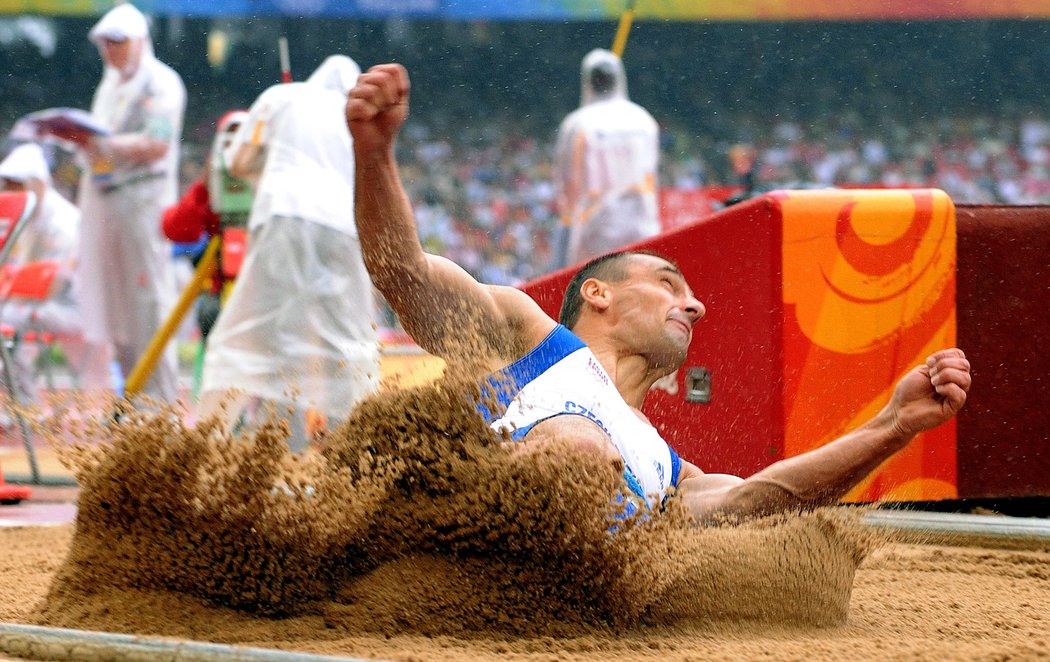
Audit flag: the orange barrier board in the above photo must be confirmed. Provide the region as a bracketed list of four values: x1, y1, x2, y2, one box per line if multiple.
[779, 189, 957, 501]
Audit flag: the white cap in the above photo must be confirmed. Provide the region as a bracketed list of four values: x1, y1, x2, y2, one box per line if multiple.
[89, 4, 150, 44]
[0, 143, 52, 186]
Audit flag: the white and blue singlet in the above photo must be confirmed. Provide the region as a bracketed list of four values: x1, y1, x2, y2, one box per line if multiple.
[478, 324, 681, 510]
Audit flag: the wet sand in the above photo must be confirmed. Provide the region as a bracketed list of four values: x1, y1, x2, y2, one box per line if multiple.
[0, 377, 1047, 660]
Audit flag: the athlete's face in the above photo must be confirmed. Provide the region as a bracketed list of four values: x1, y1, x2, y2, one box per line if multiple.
[609, 254, 705, 370]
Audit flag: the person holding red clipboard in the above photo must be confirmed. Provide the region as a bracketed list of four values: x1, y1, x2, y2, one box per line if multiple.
[38, 4, 186, 403]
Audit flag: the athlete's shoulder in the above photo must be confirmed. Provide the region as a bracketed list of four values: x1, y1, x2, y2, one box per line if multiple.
[490, 285, 558, 348]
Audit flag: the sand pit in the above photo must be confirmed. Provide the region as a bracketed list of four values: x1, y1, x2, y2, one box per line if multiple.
[2, 525, 1048, 660]
[0, 377, 1047, 660]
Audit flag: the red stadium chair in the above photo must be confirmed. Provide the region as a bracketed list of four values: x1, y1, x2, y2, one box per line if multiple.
[0, 260, 65, 392]
[0, 260, 60, 301]
[0, 191, 38, 502]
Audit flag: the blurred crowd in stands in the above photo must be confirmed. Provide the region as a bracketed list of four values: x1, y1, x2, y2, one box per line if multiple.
[366, 106, 1050, 288]
[5, 16, 1050, 290]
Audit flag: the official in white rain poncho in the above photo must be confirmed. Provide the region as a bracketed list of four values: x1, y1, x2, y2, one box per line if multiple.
[553, 48, 660, 269]
[199, 55, 380, 452]
[73, 4, 185, 401]
[0, 143, 112, 397]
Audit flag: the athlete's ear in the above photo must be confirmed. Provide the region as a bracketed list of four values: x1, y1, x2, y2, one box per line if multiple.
[581, 277, 611, 312]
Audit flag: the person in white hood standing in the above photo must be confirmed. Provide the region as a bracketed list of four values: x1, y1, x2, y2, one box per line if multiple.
[199, 55, 380, 452]
[0, 143, 112, 398]
[553, 48, 660, 269]
[52, 4, 185, 402]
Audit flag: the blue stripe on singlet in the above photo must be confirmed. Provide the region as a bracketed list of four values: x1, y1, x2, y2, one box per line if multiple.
[668, 446, 682, 487]
[613, 449, 679, 525]
[623, 467, 646, 500]
[612, 472, 647, 529]
[476, 324, 586, 423]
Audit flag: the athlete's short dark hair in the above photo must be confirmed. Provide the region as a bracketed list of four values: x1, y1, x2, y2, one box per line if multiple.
[558, 250, 678, 329]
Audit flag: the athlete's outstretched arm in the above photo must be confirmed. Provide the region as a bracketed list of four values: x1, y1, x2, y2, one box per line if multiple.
[677, 349, 971, 524]
[346, 64, 551, 360]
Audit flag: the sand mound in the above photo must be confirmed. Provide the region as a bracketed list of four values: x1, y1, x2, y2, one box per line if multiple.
[34, 374, 879, 637]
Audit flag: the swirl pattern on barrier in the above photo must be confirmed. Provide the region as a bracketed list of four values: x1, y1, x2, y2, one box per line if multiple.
[782, 189, 955, 354]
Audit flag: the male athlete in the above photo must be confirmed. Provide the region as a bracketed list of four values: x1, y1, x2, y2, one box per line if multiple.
[345, 64, 971, 523]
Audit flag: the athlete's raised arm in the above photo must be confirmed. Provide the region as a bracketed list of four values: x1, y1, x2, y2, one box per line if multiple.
[346, 63, 553, 362]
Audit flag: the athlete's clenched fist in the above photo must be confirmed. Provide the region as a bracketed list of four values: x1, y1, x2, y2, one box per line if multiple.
[346, 63, 411, 155]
